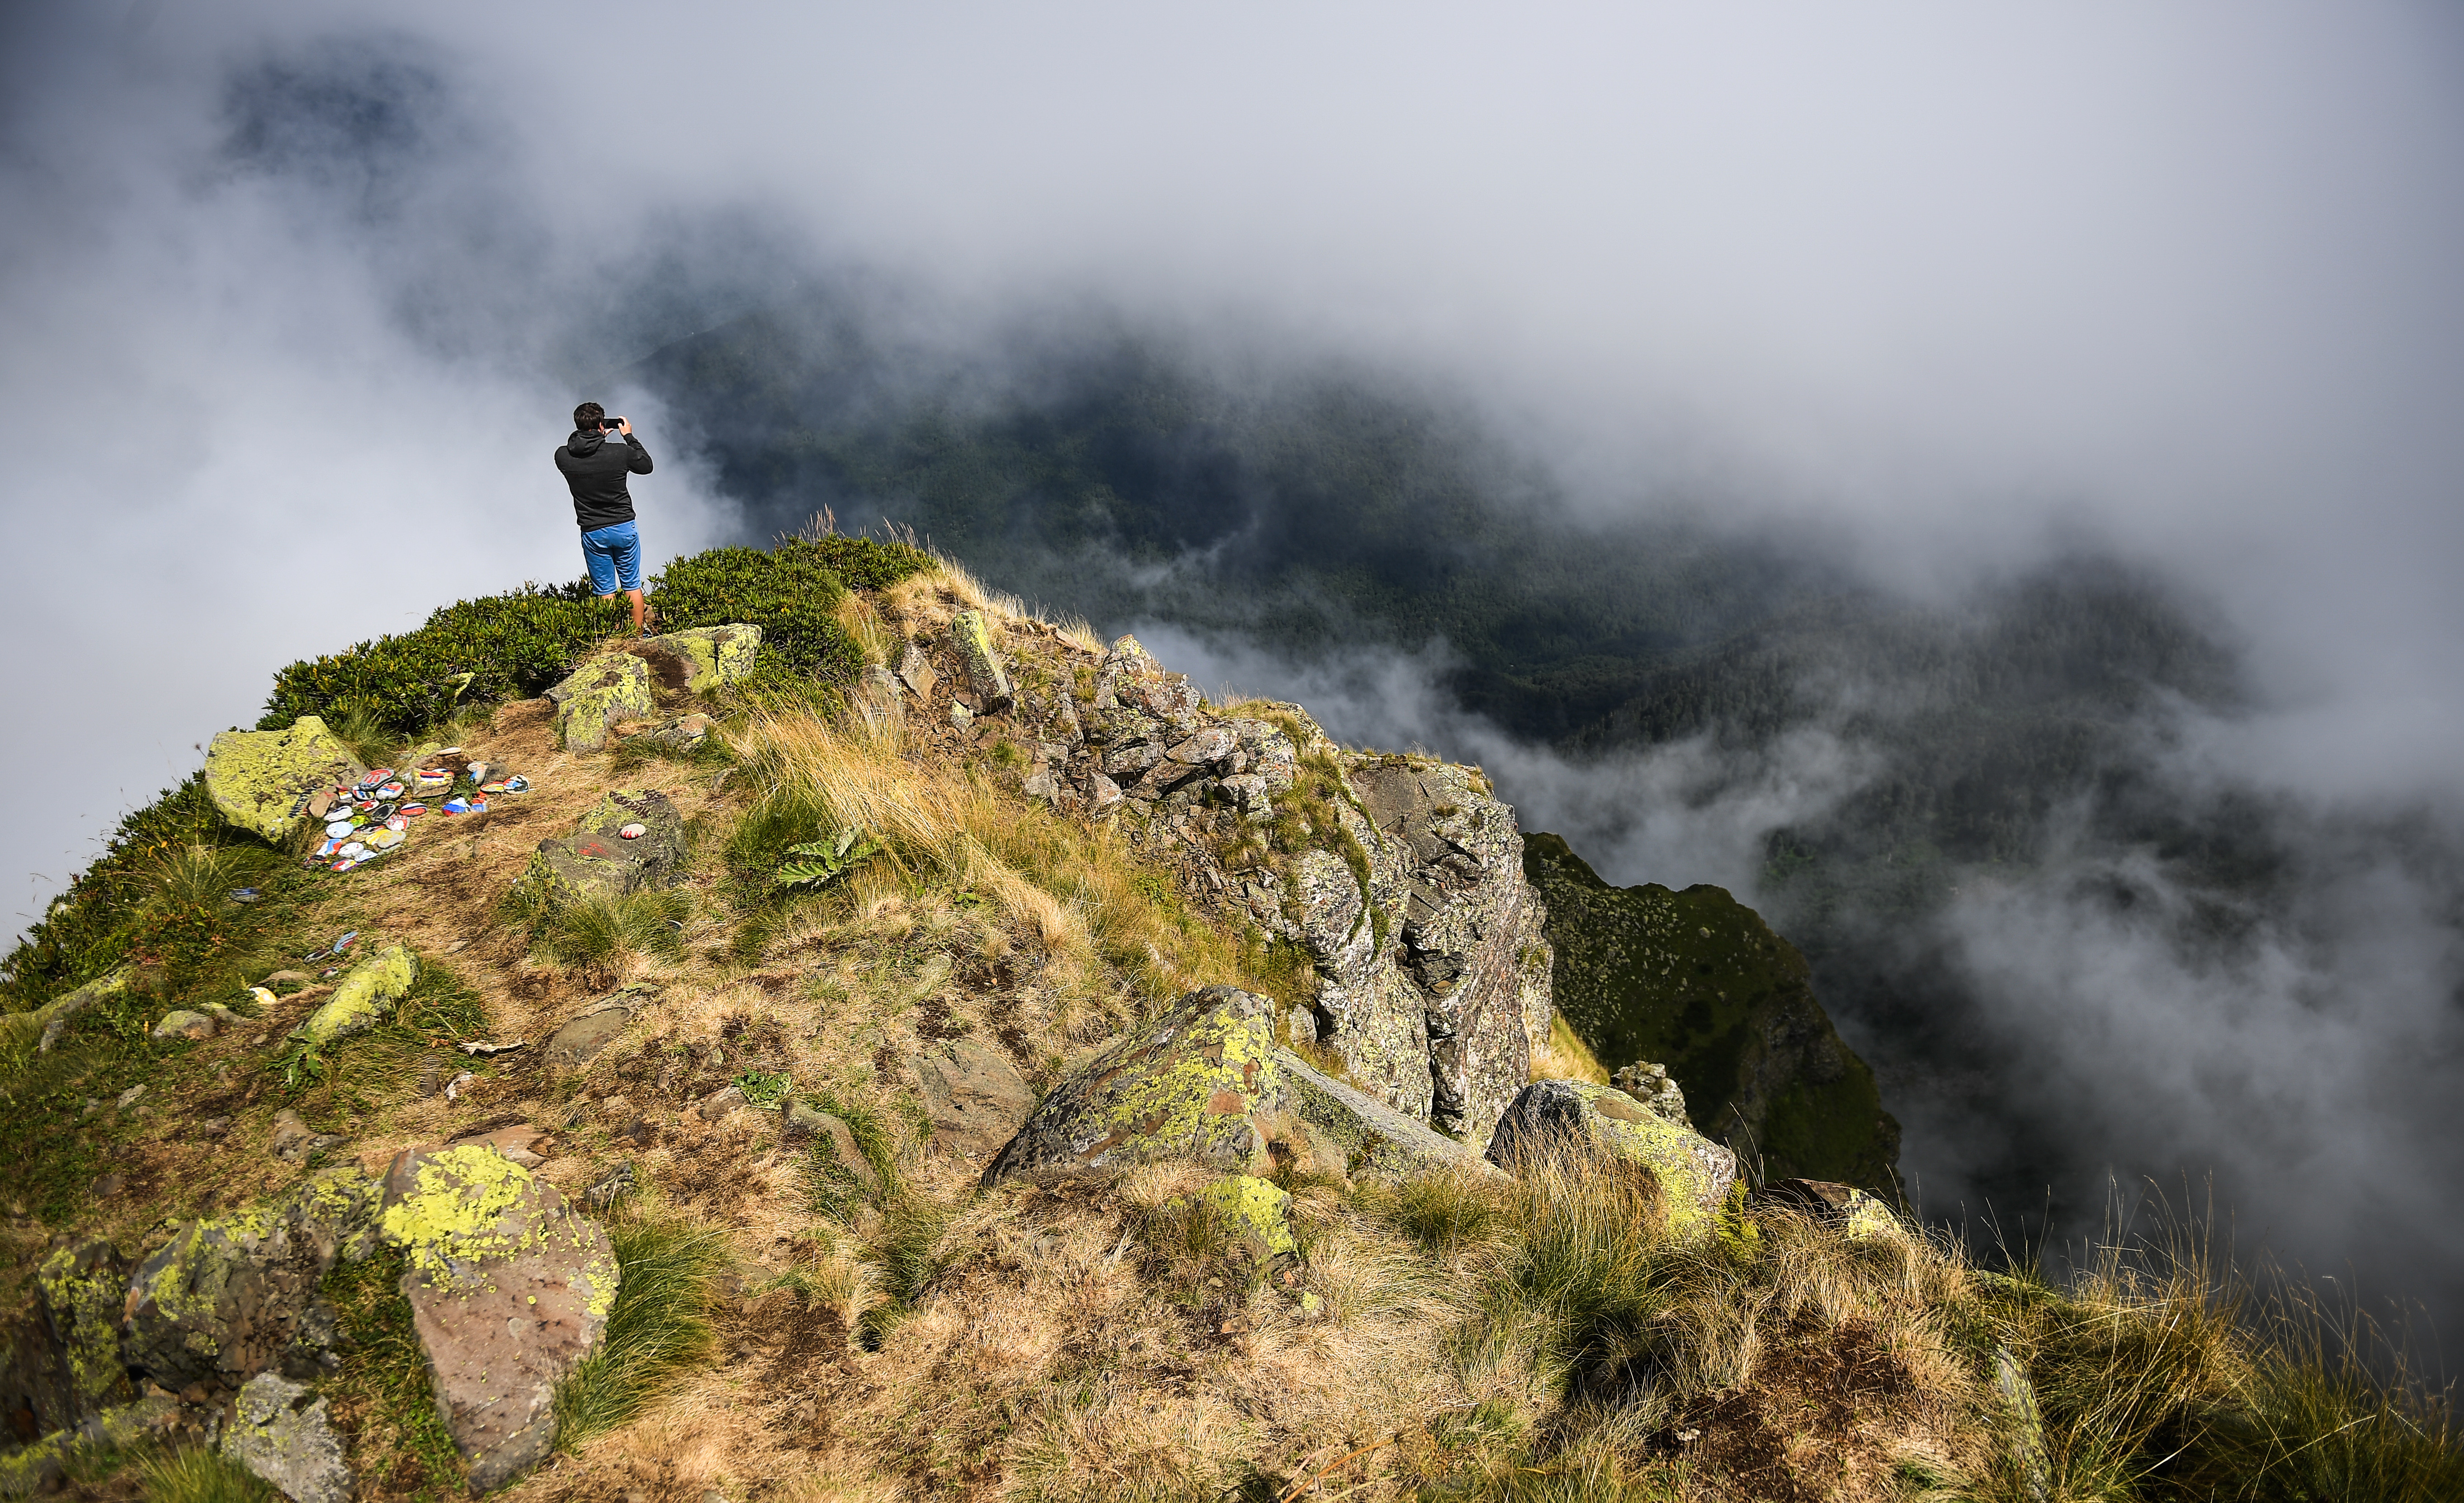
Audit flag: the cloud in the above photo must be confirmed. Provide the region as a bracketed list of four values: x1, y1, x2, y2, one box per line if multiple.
[5, 0, 2464, 1329]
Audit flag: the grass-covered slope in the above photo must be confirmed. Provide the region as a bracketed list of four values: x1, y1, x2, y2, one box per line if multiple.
[1523, 831, 1900, 1193]
[0, 540, 2453, 1503]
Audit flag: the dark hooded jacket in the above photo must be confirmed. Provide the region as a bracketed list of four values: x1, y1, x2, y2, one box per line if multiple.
[554, 428, 653, 531]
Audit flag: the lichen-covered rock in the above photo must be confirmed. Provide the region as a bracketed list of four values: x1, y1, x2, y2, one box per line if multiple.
[29, 968, 129, 1054]
[222, 1371, 353, 1503]
[577, 790, 685, 885]
[1192, 1176, 1298, 1262]
[949, 610, 1012, 708]
[120, 1170, 383, 1388]
[913, 1039, 1034, 1161]
[1260, 1048, 1500, 1182]
[984, 986, 1279, 1183]
[1485, 1079, 1739, 1239]
[640, 623, 762, 693]
[0, 1395, 176, 1496]
[0, 1240, 136, 1445]
[292, 944, 415, 1049]
[1751, 1178, 1899, 1239]
[378, 1145, 618, 1491]
[1610, 1061, 1689, 1126]
[152, 1009, 216, 1042]
[204, 716, 367, 842]
[545, 654, 653, 753]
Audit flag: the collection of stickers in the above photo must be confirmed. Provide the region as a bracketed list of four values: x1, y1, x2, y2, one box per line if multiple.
[299, 747, 531, 872]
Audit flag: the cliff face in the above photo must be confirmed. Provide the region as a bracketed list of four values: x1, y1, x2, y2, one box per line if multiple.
[1521, 832, 1900, 1192]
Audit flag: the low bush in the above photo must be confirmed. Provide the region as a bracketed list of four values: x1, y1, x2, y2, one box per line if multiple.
[258, 581, 609, 739]
[650, 535, 928, 680]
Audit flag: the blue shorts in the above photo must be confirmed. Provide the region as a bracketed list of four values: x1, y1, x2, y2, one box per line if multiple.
[581, 520, 643, 594]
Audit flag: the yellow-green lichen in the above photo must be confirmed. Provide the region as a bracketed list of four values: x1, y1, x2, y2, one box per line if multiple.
[644, 624, 762, 693]
[548, 655, 654, 753]
[294, 943, 416, 1047]
[1194, 1175, 1298, 1261]
[379, 1146, 539, 1286]
[203, 716, 367, 841]
[35, 1245, 133, 1415]
[1090, 996, 1277, 1161]
[1507, 1080, 1738, 1241]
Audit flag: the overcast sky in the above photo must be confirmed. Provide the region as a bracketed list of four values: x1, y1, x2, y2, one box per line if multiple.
[5, 1, 2463, 1310]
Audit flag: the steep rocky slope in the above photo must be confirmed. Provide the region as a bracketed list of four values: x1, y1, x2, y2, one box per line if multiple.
[1522, 833, 1900, 1193]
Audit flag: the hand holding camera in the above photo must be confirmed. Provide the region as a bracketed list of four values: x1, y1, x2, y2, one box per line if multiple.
[600, 415, 630, 434]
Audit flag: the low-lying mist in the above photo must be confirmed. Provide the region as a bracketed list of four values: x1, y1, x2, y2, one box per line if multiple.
[6, 0, 2463, 1344]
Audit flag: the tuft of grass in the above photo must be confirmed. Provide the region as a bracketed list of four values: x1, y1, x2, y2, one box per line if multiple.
[136, 1447, 275, 1503]
[555, 1214, 727, 1447]
[523, 890, 693, 971]
[321, 1248, 467, 1497]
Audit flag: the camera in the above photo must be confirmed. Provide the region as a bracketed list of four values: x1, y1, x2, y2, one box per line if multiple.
[600, 416, 627, 429]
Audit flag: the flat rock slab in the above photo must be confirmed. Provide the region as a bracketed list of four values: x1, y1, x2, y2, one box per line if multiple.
[984, 986, 1276, 1183]
[913, 1039, 1034, 1161]
[379, 1145, 618, 1492]
[543, 989, 653, 1069]
[204, 716, 367, 842]
[1262, 1048, 1500, 1182]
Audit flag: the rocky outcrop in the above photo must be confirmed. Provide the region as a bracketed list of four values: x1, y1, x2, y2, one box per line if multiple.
[121, 1170, 382, 1389]
[1486, 1079, 1740, 1239]
[1522, 833, 1900, 1193]
[546, 655, 654, 754]
[938, 626, 1552, 1148]
[27, 968, 130, 1054]
[222, 1372, 353, 1503]
[985, 986, 1278, 1183]
[204, 716, 367, 842]
[0, 1242, 132, 1447]
[378, 1145, 618, 1491]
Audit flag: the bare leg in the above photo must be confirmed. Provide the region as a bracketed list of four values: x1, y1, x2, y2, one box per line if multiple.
[595, 591, 648, 633]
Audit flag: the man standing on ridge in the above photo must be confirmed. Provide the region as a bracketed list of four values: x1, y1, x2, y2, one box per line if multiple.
[556, 401, 655, 633]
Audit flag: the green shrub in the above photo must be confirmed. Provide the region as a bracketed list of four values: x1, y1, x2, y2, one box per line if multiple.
[258, 581, 609, 738]
[648, 535, 926, 679]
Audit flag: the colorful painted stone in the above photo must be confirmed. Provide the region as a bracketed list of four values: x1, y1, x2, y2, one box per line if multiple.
[618, 822, 647, 839]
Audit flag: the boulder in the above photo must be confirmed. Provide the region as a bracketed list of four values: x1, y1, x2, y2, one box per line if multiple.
[984, 986, 1279, 1183]
[1485, 1079, 1739, 1239]
[0, 1395, 176, 1496]
[291, 944, 416, 1049]
[639, 624, 762, 693]
[546, 655, 654, 754]
[152, 1010, 215, 1042]
[121, 1170, 382, 1389]
[0, 1241, 136, 1441]
[1260, 1047, 1499, 1182]
[378, 1145, 619, 1492]
[578, 791, 686, 884]
[204, 717, 367, 842]
[912, 1040, 1034, 1161]
[948, 610, 1012, 709]
[222, 1372, 353, 1503]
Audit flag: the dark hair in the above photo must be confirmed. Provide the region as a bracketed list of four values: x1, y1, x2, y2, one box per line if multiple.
[573, 401, 605, 430]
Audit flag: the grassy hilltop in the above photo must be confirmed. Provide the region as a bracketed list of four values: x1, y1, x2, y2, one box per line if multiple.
[0, 537, 2454, 1502]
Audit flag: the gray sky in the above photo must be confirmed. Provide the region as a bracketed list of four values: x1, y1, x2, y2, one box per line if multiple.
[5, 1, 2463, 1310]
